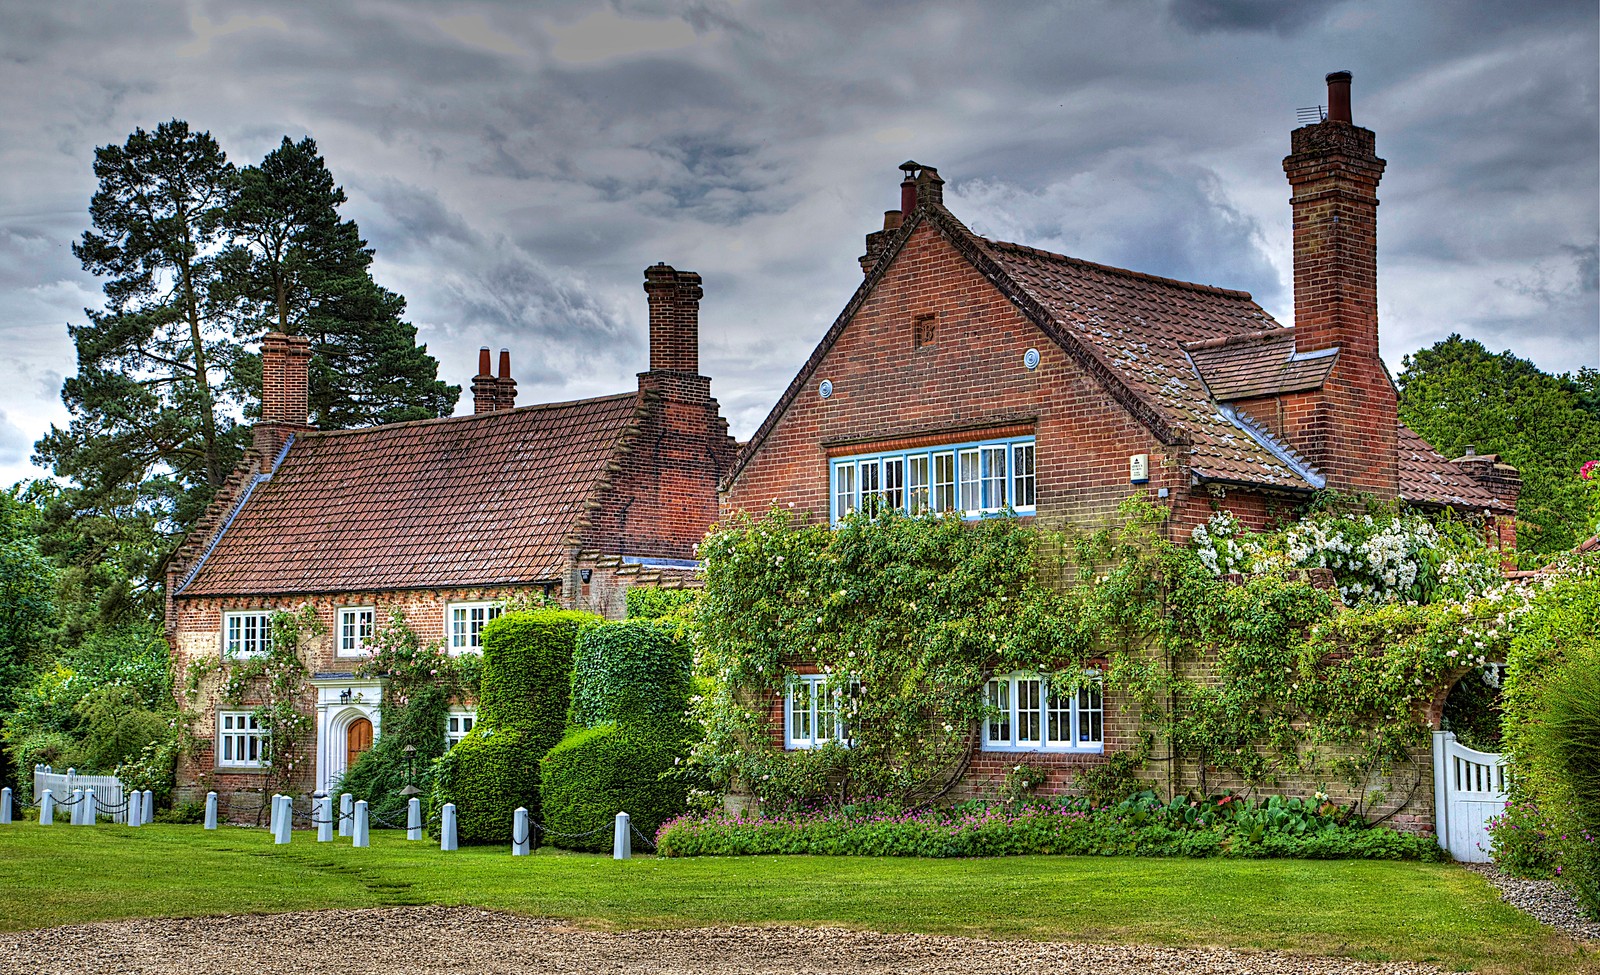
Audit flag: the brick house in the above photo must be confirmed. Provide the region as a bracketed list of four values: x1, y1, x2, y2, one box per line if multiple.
[718, 73, 1520, 823]
[166, 265, 736, 813]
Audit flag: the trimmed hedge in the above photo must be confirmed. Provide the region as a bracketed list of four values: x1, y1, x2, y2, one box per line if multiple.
[625, 586, 697, 621]
[429, 724, 538, 844]
[539, 723, 691, 852]
[477, 610, 599, 735]
[569, 620, 692, 729]
[431, 609, 600, 842]
[655, 801, 1450, 860]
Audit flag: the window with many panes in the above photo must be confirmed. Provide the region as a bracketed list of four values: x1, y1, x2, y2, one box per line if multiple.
[785, 674, 860, 749]
[446, 710, 476, 747]
[217, 711, 268, 768]
[223, 612, 274, 659]
[336, 607, 375, 657]
[983, 672, 1102, 752]
[829, 435, 1036, 523]
[447, 602, 503, 654]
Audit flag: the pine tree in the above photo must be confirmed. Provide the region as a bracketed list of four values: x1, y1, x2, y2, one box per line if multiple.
[221, 136, 458, 427]
[34, 120, 246, 592]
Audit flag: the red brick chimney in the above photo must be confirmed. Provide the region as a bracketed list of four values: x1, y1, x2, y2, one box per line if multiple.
[643, 264, 702, 375]
[496, 348, 517, 410]
[1280, 71, 1398, 496]
[254, 332, 313, 470]
[472, 346, 496, 414]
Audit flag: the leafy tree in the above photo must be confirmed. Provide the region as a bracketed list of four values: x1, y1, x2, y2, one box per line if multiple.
[0, 491, 56, 787]
[1398, 335, 1600, 556]
[220, 136, 458, 427]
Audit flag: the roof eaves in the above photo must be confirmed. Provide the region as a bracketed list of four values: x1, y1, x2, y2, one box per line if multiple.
[174, 434, 298, 596]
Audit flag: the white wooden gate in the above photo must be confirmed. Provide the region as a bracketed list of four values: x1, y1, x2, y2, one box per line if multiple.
[1432, 731, 1507, 862]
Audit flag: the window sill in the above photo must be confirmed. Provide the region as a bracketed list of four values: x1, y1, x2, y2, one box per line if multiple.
[980, 744, 1104, 754]
[211, 766, 270, 774]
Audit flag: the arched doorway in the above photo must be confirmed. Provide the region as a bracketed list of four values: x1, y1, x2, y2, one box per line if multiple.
[346, 718, 373, 769]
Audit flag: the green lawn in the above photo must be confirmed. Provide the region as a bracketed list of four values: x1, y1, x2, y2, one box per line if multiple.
[0, 822, 1590, 973]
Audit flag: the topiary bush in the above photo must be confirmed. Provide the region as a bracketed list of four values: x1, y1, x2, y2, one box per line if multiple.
[429, 608, 599, 843]
[539, 722, 691, 852]
[569, 620, 692, 729]
[429, 723, 538, 844]
[477, 609, 598, 738]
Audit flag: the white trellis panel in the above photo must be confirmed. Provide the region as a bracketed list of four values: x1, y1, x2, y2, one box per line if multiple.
[1432, 731, 1507, 862]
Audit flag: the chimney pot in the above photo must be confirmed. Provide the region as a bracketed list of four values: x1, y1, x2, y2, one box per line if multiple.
[883, 210, 903, 231]
[472, 345, 498, 414]
[1326, 70, 1353, 124]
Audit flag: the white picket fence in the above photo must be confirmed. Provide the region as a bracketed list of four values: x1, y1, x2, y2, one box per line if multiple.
[32, 765, 132, 824]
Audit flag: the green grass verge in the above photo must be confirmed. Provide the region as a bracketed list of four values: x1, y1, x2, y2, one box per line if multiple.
[0, 823, 1589, 974]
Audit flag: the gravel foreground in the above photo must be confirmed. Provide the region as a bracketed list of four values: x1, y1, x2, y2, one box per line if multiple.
[0, 906, 1447, 975]
[1465, 862, 1600, 943]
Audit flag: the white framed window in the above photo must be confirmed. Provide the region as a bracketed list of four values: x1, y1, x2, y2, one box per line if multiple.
[829, 436, 1035, 524]
[447, 601, 503, 653]
[983, 672, 1103, 752]
[446, 710, 476, 748]
[223, 611, 274, 659]
[785, 674, 859, 749]
[336, 607, 376, 657]
[217, 711, 268, 768]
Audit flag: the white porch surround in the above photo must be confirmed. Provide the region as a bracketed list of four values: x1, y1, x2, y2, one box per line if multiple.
[311, 674, 385, 796]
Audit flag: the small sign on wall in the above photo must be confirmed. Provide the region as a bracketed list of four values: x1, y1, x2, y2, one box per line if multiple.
[1129, 453, 1149, 484]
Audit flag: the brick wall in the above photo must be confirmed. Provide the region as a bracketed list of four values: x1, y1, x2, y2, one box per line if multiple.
[171, 583, 548, 817]
[723, 221, 1182, 533]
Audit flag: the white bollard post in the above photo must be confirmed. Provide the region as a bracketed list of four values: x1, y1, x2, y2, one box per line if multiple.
[71, 788, 84, 825]
[338, 793, 353, 837]
[512, 807, 529, 856]
[613, 811, 631, 860]
[39, 789, 53, 826]
[407, 797, 422, 841]
[83, 788, 96, 826]
[274, 795, 292, 845]
[142, 790, 154, 826]
[268, 793, 281, 833]
[0, 787, 11, 825]
[127, 789, 141, 828]
[317, 795, 333, 843]
[352, 800, 369, 848]
[440, 803, 458, 852]
[204, 791, 218, 830]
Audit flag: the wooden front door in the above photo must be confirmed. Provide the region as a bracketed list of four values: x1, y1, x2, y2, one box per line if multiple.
[346, 718, 373, 768]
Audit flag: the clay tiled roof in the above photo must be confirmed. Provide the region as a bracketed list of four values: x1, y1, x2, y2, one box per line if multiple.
[178, 394, 640, 596]
[1184, 329, 1338, 401]
[974, 236, 1319, 490]
[1397, 424, 1510, 514]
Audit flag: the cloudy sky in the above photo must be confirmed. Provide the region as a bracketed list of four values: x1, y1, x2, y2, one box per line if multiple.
[1, 0, 1596, 487]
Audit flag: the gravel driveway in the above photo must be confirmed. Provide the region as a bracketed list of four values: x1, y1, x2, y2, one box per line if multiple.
[0, 907, 1446, 975]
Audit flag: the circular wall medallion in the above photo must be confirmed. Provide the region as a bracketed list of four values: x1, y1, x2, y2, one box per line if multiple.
[1023, 348, 1041, 370]
[819, 379, 834, 399]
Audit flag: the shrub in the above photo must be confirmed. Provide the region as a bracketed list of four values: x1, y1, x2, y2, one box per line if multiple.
[428, 723, 539, 844]
[539, 722, 691, 852]
[1486, 801, 1560, 878]
[477, 610, 598, 736]
[625, 587, 698, 621]
[569, 621, 692, 729]
[430, 609, 599, 841]
[156, 800, 204, 824]
[338, 685, 450, 827]
[655, 793, 1447, 861]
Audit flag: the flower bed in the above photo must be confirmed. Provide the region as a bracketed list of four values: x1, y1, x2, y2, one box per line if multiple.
[655, 792, 1447, 861]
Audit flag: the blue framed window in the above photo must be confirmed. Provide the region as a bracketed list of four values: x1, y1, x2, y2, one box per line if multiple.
[829, 436, 1036, 523]
[983, 671, 1103, 753]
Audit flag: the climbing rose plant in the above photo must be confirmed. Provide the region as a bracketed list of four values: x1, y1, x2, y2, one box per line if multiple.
[686, 497, 1516, 817]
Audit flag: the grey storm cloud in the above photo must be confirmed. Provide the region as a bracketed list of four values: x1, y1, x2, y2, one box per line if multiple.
[0, 0, 1595, 489]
